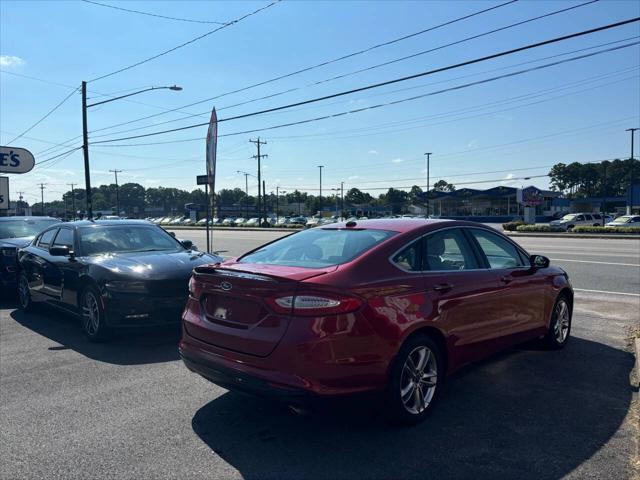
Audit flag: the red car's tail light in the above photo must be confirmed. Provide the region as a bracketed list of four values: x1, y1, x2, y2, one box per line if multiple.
[188, 275, 201, 299]
[267, 294, 363, 316]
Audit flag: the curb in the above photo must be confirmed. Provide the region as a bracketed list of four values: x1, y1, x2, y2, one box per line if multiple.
[505, 232, 640, 239]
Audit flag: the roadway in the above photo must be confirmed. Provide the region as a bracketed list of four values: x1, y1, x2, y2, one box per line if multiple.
[1, 227, 638, 479]
[175, 228, 640, 296]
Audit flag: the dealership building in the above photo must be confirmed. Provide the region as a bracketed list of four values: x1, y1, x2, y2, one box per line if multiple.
[409, 184, 640, 221]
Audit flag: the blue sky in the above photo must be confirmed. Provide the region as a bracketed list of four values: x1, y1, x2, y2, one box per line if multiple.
[1, 0, 639, 205]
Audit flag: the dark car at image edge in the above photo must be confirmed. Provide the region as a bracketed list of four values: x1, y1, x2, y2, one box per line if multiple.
[17, 220, 222, 341]
[0, 216, 60, 292]
[179, 218, 573, 424]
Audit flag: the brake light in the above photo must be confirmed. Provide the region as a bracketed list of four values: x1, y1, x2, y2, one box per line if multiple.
[267, 294, 363, 316]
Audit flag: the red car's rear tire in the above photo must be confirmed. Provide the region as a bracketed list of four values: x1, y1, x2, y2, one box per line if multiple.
[385, 334, 443, 425]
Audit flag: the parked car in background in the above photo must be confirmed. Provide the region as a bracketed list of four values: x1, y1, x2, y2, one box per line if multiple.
[549, 212, 603, 230]
[18, 220, 222, 341]
[234, 218, 247, 226]
[180, 219, 573, 424]
[288, 216, 307, 226]
[221, 217, 236, 226]
[606, 214, 640, 228]
[244, 218, 260, 227]
[1, 217, 60, 291]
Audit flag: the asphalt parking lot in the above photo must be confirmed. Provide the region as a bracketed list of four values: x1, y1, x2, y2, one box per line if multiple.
[1, 229, 638, 480]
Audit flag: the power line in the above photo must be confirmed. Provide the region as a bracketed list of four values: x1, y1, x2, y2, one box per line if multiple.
[80, 0, 228, 25]
[86, 35, 640, 141]
[306, 0, 602, 88]
[88, 1, 281, 83]
[84, 0, 519, 132]
[90, 35, 640, 146]
[6, 87, 79, 144]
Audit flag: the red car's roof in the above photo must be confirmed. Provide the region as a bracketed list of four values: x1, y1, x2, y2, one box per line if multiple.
[323, 218, 455, 233]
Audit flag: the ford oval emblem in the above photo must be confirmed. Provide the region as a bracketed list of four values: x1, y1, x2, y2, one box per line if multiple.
[220, 281, 232, 291]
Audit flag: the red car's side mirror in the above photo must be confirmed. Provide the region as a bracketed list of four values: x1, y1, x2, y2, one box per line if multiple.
[530, 254, 550, 269]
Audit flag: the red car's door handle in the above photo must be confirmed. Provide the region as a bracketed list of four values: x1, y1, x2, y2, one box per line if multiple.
[500, 276, 513, 284]
[433, 283, 453, 293]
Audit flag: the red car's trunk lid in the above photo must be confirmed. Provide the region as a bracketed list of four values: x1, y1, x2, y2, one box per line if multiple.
[184, 262, 336, 356]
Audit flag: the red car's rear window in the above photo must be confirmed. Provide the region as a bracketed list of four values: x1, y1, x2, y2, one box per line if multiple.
[239, 228, 396, 268]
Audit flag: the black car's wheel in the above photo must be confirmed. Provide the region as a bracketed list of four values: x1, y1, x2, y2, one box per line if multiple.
[542, 294, 572, 349]
[17, 273, 34, 312]
[80, 286, 111, 342]
[385, 334, 443, 425]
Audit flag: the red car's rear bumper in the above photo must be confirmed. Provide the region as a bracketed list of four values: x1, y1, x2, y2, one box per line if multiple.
[179, 299, 394, 399]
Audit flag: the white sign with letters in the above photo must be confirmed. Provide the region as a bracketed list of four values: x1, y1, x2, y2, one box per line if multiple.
[0, 146, 35, 174]
[0, 177, 8, 210]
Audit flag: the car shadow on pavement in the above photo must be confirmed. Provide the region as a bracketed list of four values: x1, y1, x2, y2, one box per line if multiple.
[5, 300, 180, 365]
[192, 337, 634, 480]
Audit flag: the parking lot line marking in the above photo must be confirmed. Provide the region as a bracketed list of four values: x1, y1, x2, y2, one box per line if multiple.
[551, 258, 640, 267]
[574, 288, 640, 297]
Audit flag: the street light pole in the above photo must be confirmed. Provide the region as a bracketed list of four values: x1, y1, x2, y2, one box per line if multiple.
[424, 152, 432, 217]
[82, 83, 182, 220]
[109, 169, 122, 216]
[318, 165, 324, 216]
[341, 181, 344, 219]
[626, 128, 638, 214]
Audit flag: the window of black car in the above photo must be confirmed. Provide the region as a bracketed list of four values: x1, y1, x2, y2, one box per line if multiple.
[469, 229, 525, 269]
[239, 228, 396, 268]
[424, 229, 477, 271]
[78, 226, 183, 256]
[37, 229, 58, 249]
[53, 228, 74, 249]
[392, 239, 422, 271]
[0, 219, 58, 239]
[592, 214, 602, 219]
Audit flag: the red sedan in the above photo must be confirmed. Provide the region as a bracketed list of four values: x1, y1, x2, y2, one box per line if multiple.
[179, 219, 573, 424]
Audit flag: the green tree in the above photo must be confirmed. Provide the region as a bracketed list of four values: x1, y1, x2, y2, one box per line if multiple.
[432, 180, 455, 192]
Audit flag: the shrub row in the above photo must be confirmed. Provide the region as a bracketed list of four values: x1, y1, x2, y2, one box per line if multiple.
[511, 224, 640, 234]
[502, 220, 525, 231]
[515, 225, 564, 232]
[571, 226, 640, 234]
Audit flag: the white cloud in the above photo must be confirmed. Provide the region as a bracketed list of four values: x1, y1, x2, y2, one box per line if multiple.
[368, 150, 378, 155]
[467, 139, 479, 149]
[0, 55, 25, 68]
[391, 158, 405, 163]
[348, 175, 360, 180]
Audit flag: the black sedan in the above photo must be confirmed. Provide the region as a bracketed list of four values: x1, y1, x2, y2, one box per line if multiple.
[17, 220, 222, 341]
[1, 216, 60, 291]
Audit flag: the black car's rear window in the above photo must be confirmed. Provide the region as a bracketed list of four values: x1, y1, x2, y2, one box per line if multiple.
[239, 228, 396, 268]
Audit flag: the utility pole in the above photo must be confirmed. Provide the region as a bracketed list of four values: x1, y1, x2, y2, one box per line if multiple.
[317, 165, 324, 216]
[275, 187, 286, 224]
[16, 191, 24, 216]
[38, 183, 46, 216]
[250, 138, 267, 226]
[67, 183, 77, 220]
[81, 81, 93, 220]
[424, 152, 432, 218]
[626, 128, 638, 215]
[262, 180, 267, 222]
[340, 181, 344, 220]
[109, 169, 123, 216]
[602, 161, 607, 226]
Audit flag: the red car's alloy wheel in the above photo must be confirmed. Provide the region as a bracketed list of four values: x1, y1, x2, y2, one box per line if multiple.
[400, 345, 439, 415]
